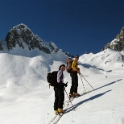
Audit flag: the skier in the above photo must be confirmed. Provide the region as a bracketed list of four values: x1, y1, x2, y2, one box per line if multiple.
[54, 64, 68, 114]
[69, 55, 81, 98]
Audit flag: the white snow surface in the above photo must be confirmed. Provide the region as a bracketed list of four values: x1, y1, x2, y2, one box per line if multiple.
[0, 48, 124, 124]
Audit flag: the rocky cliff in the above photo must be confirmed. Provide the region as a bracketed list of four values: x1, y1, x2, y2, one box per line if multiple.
[103, 27, 124, 51]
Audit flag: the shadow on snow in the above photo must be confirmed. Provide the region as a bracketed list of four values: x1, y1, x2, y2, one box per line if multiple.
[94, 79, 122, 91]
[80, 79, 122, 96]
[65, 79, 122, 113]
[66, 90, 111, 113]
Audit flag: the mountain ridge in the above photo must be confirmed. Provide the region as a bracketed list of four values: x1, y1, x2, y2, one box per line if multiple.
[1, 23, 124, 57]
[103, 27, 124, 51]
[0, 23, 73, 57]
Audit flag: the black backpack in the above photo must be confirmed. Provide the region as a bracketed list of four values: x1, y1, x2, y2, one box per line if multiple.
[47, 71, 58, 87]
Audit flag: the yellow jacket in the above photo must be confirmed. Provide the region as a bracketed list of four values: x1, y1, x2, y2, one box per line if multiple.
[71, 60, 79, 71]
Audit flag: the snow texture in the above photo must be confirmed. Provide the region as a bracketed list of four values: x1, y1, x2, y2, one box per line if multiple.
[0, 48, 124, 124]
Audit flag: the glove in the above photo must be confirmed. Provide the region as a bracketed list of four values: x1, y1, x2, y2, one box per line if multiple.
[64, 82, 68, 87]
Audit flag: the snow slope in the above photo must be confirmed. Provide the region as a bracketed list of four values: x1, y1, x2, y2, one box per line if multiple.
[0, 48, 124, 124]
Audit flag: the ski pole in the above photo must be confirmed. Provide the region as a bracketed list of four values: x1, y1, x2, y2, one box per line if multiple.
[80, 73, 94, 90]
[64, 88, 75, 110]
[79, 74, 86, 93]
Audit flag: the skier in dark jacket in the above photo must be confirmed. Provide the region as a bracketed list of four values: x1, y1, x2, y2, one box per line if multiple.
[54, 64, 68, 114]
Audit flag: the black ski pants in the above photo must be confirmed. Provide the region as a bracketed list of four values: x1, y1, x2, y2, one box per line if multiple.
[69, 71, 78, 94]
[54, 87, 64, 110]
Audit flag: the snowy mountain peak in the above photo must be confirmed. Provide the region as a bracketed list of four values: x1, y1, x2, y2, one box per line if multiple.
[0, 23, 73, 58]
[103, 26, 124, 51]
[12, 23, 29, 30]
[5, 23, 59, 54]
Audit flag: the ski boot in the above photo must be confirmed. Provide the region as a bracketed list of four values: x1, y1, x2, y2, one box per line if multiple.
[58, 108, 63, 114]
[73, 92, 80, 97]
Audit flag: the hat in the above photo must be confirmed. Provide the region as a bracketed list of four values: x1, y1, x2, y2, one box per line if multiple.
[75, 55, 79, 58]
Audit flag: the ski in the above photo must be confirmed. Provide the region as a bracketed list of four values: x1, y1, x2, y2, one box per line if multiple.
[72, 90, 93, 99]
[81, 90, 94, 96]
[49, 114, 58, 124]
[52, 114, 63, 124]
[52, 110, 67, 124]
[48, 94, 75, 124]
[49, 102, 70, 124]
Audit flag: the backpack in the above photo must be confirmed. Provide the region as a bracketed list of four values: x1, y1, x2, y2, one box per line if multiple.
[66, 58, 73, 73]
[47, 71, 58, 87]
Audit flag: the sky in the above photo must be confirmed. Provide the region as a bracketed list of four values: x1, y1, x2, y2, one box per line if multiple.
[0, 0, 124, 55]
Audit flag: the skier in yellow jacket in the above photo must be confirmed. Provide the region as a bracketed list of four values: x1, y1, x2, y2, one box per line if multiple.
[69, 55, 80, 97]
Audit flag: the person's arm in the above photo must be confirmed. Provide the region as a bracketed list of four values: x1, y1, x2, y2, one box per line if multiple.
[72, 61, 78, 71]
[57, 70, 63, 83]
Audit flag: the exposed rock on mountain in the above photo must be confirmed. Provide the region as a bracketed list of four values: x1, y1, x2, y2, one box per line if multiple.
[103, 27, 124, 51]
[5, 24, 53, 54]
[0, 23, 71, 57]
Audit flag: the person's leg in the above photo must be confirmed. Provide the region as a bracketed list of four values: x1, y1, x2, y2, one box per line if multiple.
[54, 88, 59, 111]
[73, 72, 78, 93]
[58, 89, 64, 113]
[69, 73, 75, 95]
